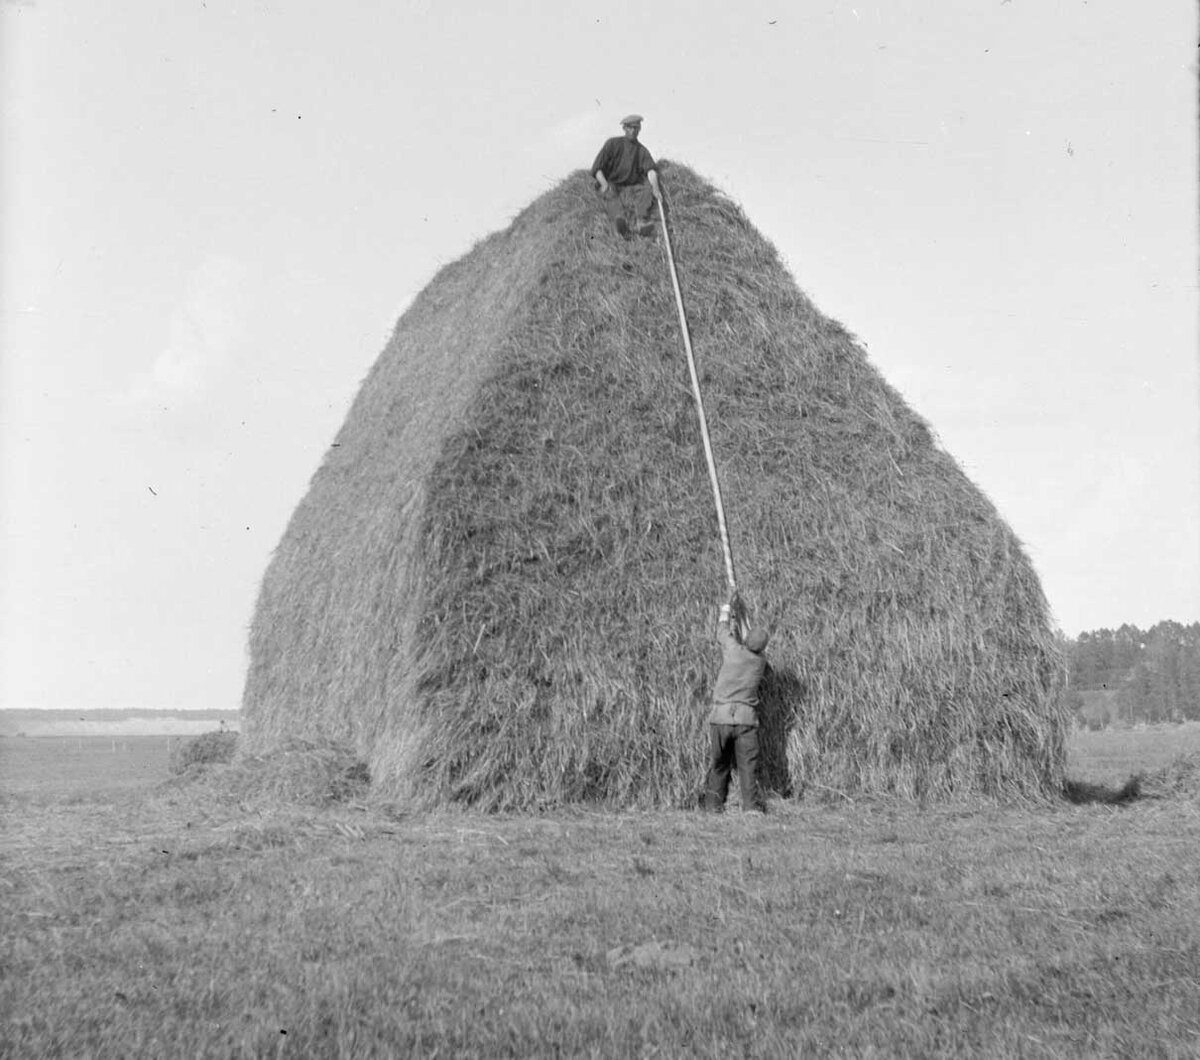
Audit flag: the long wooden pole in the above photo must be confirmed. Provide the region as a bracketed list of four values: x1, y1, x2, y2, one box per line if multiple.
[656, 197, 738, 597]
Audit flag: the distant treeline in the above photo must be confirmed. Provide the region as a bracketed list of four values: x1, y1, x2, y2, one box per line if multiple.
[1064, 621, 1200, 727]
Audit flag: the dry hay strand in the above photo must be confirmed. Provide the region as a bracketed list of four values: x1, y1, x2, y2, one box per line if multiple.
[240, 161, 1067, 810]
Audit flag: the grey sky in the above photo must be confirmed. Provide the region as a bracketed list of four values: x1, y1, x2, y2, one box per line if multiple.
[1, 0, 1196, 710]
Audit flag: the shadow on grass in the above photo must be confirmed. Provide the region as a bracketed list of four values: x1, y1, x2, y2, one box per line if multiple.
[1066, 752, 1200, 805]
[1062, 775, 1142, 805]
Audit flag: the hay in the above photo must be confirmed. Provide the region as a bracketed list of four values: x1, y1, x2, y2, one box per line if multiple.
[241, 162, 1067, 809]
[164, 739, 370, 808]
[168, 730, 238, 774]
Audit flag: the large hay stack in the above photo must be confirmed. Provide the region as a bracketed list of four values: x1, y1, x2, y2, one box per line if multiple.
[241, 163, 1067, 808]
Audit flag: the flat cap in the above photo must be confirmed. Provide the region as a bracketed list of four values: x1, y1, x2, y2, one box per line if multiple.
[620, 113, 644, 126]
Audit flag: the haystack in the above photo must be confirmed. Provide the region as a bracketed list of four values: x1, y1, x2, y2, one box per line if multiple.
[240, 162, 1067, 809]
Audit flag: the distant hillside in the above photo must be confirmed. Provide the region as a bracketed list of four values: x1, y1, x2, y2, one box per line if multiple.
[0, 709, 240, 737]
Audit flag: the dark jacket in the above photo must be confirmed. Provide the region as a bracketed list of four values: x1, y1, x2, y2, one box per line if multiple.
[591, 137, 656, 187]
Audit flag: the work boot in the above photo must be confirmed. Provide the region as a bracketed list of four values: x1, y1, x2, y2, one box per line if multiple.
[615, 218, 630, 240]
[636, 222, 656, 238]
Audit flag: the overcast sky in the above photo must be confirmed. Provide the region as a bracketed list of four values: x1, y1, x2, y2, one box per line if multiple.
[2, 0, 1197, 711]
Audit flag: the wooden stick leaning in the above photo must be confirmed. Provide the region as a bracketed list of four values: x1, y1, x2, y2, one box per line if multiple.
[656, 196, 740, 606]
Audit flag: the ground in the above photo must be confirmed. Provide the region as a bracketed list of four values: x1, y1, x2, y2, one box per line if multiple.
[2, 727, 1199, 1058]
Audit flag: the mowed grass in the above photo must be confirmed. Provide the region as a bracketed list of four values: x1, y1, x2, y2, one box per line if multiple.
[2, 729, 1199, 1058]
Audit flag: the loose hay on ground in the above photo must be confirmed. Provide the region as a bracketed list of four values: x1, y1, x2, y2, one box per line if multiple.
[164, 739, 370, 809]
[168, 730, 239, 774]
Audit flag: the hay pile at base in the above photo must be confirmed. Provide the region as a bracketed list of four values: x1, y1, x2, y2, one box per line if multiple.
[241, 162, 1066, 809]
[168, 730, 238, 774]
[163, 739, 370, 809]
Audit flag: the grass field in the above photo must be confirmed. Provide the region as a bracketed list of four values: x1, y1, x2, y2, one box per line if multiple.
[2, 727, 1199, 1058]
[1066, 725, 1200, 786]
[0, 736, 177, 795]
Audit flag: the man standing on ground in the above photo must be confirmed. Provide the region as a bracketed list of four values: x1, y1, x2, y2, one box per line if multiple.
[703, 593, 770, 813]
[591, 114, 663, 238]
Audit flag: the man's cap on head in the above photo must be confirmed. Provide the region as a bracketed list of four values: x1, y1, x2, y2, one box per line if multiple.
[744, 628, 770, 654]
[620, 114, 644, 126]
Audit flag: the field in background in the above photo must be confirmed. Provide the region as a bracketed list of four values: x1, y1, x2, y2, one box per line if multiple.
[2, 726, 1199, 1057]
[0, 735, 178, 795]
[1066, 721, 1200, 785]
[5, 722, 1199, 799]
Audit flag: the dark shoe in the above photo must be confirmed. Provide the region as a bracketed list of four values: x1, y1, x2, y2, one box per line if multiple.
[636, 222, 657, 238]
[615, 218, 630, 239]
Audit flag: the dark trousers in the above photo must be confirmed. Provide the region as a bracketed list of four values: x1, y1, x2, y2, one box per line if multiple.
[600, 183, 656, 230]
[703, 724, 765, 812]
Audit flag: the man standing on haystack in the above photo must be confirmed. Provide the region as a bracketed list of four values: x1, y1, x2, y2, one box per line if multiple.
[591, 114, 663, 239]
[703, 593, 770, 813]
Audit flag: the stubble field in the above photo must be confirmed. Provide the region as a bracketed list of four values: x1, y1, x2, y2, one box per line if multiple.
[2, 726, 1199, 1058]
